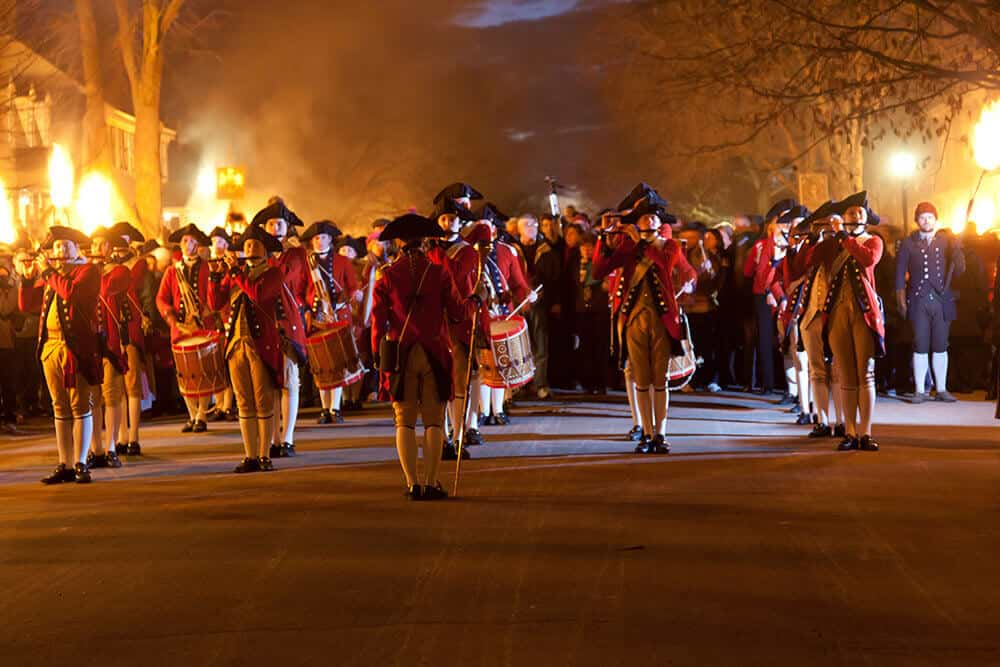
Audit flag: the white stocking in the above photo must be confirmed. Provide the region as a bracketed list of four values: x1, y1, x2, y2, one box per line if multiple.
[796, 351, 810, 414]
[396, 426, 418, 487]
[282, 384, 299, 445]
[652, 387, 669, 437]
[320, 389, 334, 411]
[811, 377, 830, 425]
[913, 353, 930, 394]
[104, 401, 123, 454]
[842, 387, 859, 438]
[257, 416, 273, 458]
[491, 388, 505, 416]
[625, 365, 639, 427]
[127, 396, 141, 442]
[91, 400, 104, 454]
[332, 386, 343, 411]
[831, 375, 845, 425]
[635, 387, 654, 437]
[423, 426, 444, 485]
[74, 414, 94, 465]
[238, 417, 257, 459]
[931, 352, 949, 393]
[55, 418, 73, 465]
[479, 384, 491, 417]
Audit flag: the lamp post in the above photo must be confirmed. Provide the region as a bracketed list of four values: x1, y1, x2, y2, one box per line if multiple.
[889, 152, 917, 235]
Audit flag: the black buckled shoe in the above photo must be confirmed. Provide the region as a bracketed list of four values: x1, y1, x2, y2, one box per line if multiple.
[115, 442, 130, 456]
[778, 393, 795, 406]
[332, 410, 344, 424]
[105, 451, 122, 468]
[479, 413, 494, 426]
[41, 463, 75, 485]
[258, 457, 274, 471]
[193, 420, 207, 433]
[234, 457, 260, 474]
[406, 484, 422, 501]
[268, 443, 282, 459]
[74, 462, 92, 484]
[808, 424, 832, 438]
[465, 429, 483, 446]
[181, 420, 195, 433]
[441, 443, 458, 461]
[494, 412, 511, 426]
[837, 437, 858, 452]
[795, 413, 813, 426]
[127, 442, 141, 456]
[649, 434, 671, 454]
[460, 445, 472, 460]
[420, 482, 449, 501]
[207, 409, 227, 423]
[858, 435, 880, 452]
[635, 435, 652, 454]
[317, 409, 333, 425]
[225, 409, 238, 422]
[627, 425, 643, 442]
[789, 404, 802, 414]
[87, 451, 107, 469]
[833, 424, 846, 438]
[281, 442, 296, 458]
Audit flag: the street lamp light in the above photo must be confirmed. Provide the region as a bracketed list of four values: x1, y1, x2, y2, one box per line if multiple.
[889, 151, 917, 235]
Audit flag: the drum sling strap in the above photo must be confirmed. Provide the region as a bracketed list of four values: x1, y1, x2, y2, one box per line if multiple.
[175, 262, 204, 329]
[379, 264, 429, 374]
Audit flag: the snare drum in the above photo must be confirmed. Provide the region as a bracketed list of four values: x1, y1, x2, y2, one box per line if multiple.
[477, 315, 535, 389]
[306, 323, 364, 390]
[172, 331, 228, 398]
[667, 313, 697, 390]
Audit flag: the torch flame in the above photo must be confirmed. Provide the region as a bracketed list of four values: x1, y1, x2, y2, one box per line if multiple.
[0, 179, 14, 245]
[973, 100, 1000, 172]
[74, 173, 114, 236]
[48, 144, 75, 210]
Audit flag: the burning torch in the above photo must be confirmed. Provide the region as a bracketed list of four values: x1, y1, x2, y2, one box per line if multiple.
[966, 100, 1000, 232]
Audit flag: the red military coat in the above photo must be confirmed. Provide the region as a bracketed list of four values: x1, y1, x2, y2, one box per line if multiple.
[272, 246, 308, 307]
[156, 257, 213, 341]
[743, 237, 787, 301]
[123, 258, 150, 353]
[427, 238, 480, 345]
[371, 248, 473, 402]
[593, 234, 696, 342]
[801, 233, 885, 354]
[304, 250, 358, 327]
[493, 242, 531, 310]
[98, 264, 131, 374]
[20, 262, 102, 388]
[208, 262, 307, 388]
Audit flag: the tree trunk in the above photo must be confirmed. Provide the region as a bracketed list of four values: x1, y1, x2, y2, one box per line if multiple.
[133, 76, 162, 238]
[76, 0, 109, 171]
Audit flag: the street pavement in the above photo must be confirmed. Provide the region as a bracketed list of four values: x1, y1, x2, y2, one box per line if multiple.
[0, 391, 998, 665]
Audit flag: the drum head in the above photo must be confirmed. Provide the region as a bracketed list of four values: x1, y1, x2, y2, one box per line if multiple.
[490, 317, 526, 337]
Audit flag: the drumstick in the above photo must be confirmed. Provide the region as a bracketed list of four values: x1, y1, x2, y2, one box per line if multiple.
[505, 285, 543, 321]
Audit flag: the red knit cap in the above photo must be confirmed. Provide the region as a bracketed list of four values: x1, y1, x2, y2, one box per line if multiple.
[914, 201, 938, 220]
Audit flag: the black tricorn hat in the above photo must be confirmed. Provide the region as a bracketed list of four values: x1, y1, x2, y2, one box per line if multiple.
[208, 226, 232, 245]
[301, 220, 343, 244]
[379, 213, 448, 242]
[431, 198, 478, 223]
[832, 190, 880, 225]
[617, 182, 667, 212]
[765, 198, 798, 222]
[622, 195, 669, 225]
[168, 224, 210, 246]
[41, 226, 91, 249]
[481, 202, 510, 227]
[91, 226, 128, 248]
[371, 218, 391, 230]
[433, 182, 483, 205]
[795, 200, 836, 232]
[240, 223, 284, 253]
[138, 239, 160, 255]
[777, 205, 811, 227]
[110, 221, 145, 243]
[250, 201, 304, 228]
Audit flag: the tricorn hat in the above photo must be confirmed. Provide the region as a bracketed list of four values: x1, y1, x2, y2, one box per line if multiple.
[765, 198, 799, 222]
[431, 198, 478, 223]
[480, 202, 510, 228]
[379, 213, 448, 242]
[240, 223, 284, 253]
[300, 220, 343, 244]
[168, 224, 210, 246]
[832, 190, 880, 225]
[250, 201, 304, 228]
[110, 221, 145, 244]
[777, 205, 811, 227]
[617, 182, 667, 212]
[795, 200, 836, 232]
[41, 226, 91, 249]
[208, 226, 232, 245]
[433, 182, 483, 204]
[91, 226, 128, 248]
[622, 195, 669, 225]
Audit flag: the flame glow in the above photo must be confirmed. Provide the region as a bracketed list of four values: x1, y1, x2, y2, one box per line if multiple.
[74, 173, 114, 235]
[949, 197, 996, 235]
[0, 180, 14, 245]
[973, 100, 1000, 172]
[48, 144, 75, 209]
[184, 164, 230, 232]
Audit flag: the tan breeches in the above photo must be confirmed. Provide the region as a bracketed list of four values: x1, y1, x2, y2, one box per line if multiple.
[626, 309, 670, 390]
[42, 341, 93, 419]
[827, 305, 875, 393]
[123, 344, 145, 398]
[801, 316, 830, 385]
[228, 340, 275, 419]
[393, 345, 446, 429]
[97, 358, 124, 407]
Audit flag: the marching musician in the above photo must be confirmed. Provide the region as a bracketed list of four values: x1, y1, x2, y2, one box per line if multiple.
[799, 192, 885, 451]
[208, 224, 304, 472]
[19, 226, 102, 484]
[207, 226, 236, 422]
[249, 199, 308, 459]
[434, 181, 483, 212]
[475, 204, 533, 426]
[301, 219, 363, 425]
[109, 221, 154, 455]
[789, 202, 847, 439]
[594, 194, 696, 454]
[156, 223, 213, 433]
[774, 206, 814, 426]
[85, 227, 130, 469]
[371, 213, 479, 500]
[427, 197, 481, 458]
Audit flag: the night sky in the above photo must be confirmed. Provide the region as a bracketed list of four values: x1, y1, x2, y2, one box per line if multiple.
[168, 0, 646, 230]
